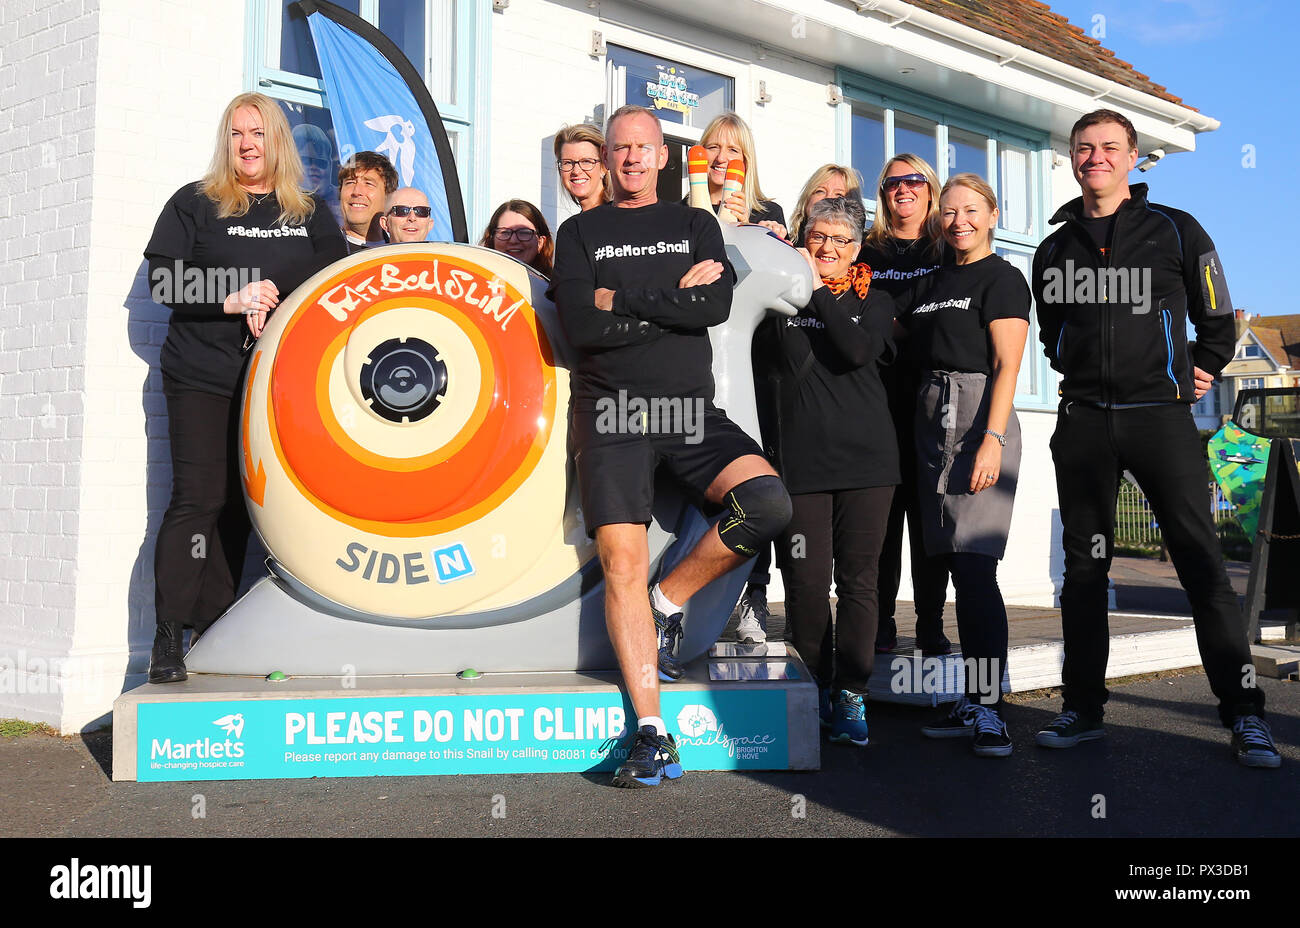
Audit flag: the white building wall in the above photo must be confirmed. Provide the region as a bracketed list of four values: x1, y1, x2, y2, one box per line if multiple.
[0, 0, 246, 731]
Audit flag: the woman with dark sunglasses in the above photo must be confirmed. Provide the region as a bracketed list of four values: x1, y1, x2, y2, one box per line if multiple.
[479, 199, 554, 276]
[861, 154, 954, 660]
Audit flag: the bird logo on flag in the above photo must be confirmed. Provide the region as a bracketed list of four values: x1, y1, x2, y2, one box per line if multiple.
[365, 114, 417, 187]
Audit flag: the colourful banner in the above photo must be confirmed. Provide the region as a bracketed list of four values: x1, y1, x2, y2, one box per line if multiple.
[136, 689, 789, 781]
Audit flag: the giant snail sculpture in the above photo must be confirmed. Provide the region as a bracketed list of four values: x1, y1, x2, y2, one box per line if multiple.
[186, 150, 813, 677]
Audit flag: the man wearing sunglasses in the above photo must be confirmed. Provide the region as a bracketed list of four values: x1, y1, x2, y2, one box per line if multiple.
[380, 187, 435, 244]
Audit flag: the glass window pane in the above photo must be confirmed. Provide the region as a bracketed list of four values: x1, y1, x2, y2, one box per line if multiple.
[606, 45, 734, 129]
[998, 142, 1034, 235]
[274, 0, 361, 78]
[947, 126, 989, 181]
[893, 111, 938, 168]
[280, 99, 344, 228]
[851, 104, 885, 196]
[997, 247, 1037, 397]
[379, 0, 426, 87]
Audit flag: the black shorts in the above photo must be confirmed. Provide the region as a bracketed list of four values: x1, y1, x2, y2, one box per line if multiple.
[572, 400, 764, 536]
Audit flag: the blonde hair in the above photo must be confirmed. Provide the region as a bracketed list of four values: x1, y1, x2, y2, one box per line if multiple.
[552, 123, 612, 207]
[935, 172, 999, 246]
[789, 164, 862, 243]
[864, 153, 941, 256]
[201, 93, 314, 226]
[700, 113, 774, 223]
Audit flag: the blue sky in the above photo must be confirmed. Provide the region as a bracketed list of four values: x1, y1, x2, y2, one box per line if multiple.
[1044, 0, 1298, 320]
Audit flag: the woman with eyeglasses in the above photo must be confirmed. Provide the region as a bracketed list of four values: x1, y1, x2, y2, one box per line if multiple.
[143, 93, 347, 684]
[904, 173, 1030, 756]
[861, 154, 954, 660]
[771, 196, 899, 746]
[480, 199, 554, 276]
[554, 124, 611, 212]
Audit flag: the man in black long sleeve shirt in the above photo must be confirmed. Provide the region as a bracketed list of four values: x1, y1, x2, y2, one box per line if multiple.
[1031, 109, 1277, 768]
[550, 106, 792, 788]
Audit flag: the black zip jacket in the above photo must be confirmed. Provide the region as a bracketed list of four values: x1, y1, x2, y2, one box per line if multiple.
[1031, 183, 1235, 407]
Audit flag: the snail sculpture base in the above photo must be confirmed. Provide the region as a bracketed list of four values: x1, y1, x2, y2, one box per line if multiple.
[112, 651, 819, 781]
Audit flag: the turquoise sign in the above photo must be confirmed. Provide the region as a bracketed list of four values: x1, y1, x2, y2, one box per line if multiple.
[136, 689, 788, 781]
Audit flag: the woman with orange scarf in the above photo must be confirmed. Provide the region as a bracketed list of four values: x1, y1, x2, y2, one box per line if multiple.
[771, 196, 899, 746]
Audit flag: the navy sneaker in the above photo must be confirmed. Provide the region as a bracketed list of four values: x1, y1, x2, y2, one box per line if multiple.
[612, 726, 685, 788]
[649, 593, 685, 682]
[818, 687, 834, 729]
[1231, 715, 1281, 769]
[829, 690, 869, 746]
[970, 705, 1013, 757]
[1035, 710, 1105, 749]
[921, 697, 978, 738]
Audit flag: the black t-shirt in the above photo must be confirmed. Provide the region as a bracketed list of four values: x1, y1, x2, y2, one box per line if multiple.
[549, 201, 732, 410]
[857, 236, 943, 313]
[1077, 213, 1116, 260]
[902, 253, 1031, 375]
[772, 283, 899, 493]
[145, 183, 347, 396]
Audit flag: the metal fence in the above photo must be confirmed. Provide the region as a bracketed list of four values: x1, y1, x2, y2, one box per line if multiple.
[1114, 478, 1238, 549]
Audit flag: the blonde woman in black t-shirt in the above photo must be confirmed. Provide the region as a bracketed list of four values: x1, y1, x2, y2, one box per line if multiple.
[860, 154, 954, 659]
[143, 93, 346, 684]
[903, 173, 1030, 756]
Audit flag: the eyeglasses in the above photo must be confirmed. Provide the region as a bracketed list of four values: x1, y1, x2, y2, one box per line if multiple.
[388, 205, 432, 218]
[805, 232, 855, 248]
[556, 158, 601, 172]
[493, 228, 539, 243]
[882, 173, 928, 192]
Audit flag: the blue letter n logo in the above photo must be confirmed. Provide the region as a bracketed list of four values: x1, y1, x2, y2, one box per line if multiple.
[432, 543, 474, 583]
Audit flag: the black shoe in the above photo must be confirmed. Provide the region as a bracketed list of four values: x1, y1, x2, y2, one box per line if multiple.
[649, 592, 685, 682]
[918, 635, 953, 657]
[612, 726, 685, 787]
[148, 624, 187, 684]
[1035, 710, 1105, 748]
[1231, 715, 1281, 769]
[970, 705, 1013, 757]
[921, 697, 978, 738]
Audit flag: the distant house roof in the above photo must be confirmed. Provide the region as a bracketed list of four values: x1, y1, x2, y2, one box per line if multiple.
[903, 0, 1193, 110]
[1241, 314, 1300, 370]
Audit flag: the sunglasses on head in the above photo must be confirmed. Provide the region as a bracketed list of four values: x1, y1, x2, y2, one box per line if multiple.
[882, 173, 927, 192]
[388, 205, 432, 218]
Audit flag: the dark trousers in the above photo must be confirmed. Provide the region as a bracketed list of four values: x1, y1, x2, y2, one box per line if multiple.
[1051, 401, 1263, 726]
[746, 542, 771, 587]
[777, 486, 894, 694]
[878, 365, 950, 643]
[154, 376, 251, 635]
[948, 553, 1007, 706]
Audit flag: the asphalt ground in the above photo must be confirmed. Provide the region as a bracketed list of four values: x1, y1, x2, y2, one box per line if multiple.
[3, 669, 1296, 840]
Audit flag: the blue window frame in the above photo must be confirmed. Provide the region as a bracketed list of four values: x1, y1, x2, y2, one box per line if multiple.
[836, 69, 1056, 409]
[245, 0, 490, 231]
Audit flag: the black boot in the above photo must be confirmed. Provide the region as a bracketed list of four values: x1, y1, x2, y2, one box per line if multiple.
[148, 623, 187, 684]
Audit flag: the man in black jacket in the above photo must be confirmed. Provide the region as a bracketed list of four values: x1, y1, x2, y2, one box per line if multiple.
[1032, 109, 1278, 768]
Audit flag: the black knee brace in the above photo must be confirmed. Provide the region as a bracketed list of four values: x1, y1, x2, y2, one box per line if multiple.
[718, 475, 792, 558]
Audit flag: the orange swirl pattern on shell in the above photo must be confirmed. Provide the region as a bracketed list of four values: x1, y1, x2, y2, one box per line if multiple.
[265, 253, 556, 536]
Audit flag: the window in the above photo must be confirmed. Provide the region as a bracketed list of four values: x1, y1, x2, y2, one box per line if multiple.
[1239, 378, 1264, 391]
[606, 45, 734, 132]
[837, 69, 1052, 408]
[248, 0, 484, 225]
[1237, 343, 1263, 359]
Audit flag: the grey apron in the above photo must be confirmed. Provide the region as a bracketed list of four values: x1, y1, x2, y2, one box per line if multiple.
[914, 370, 1021, 559]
